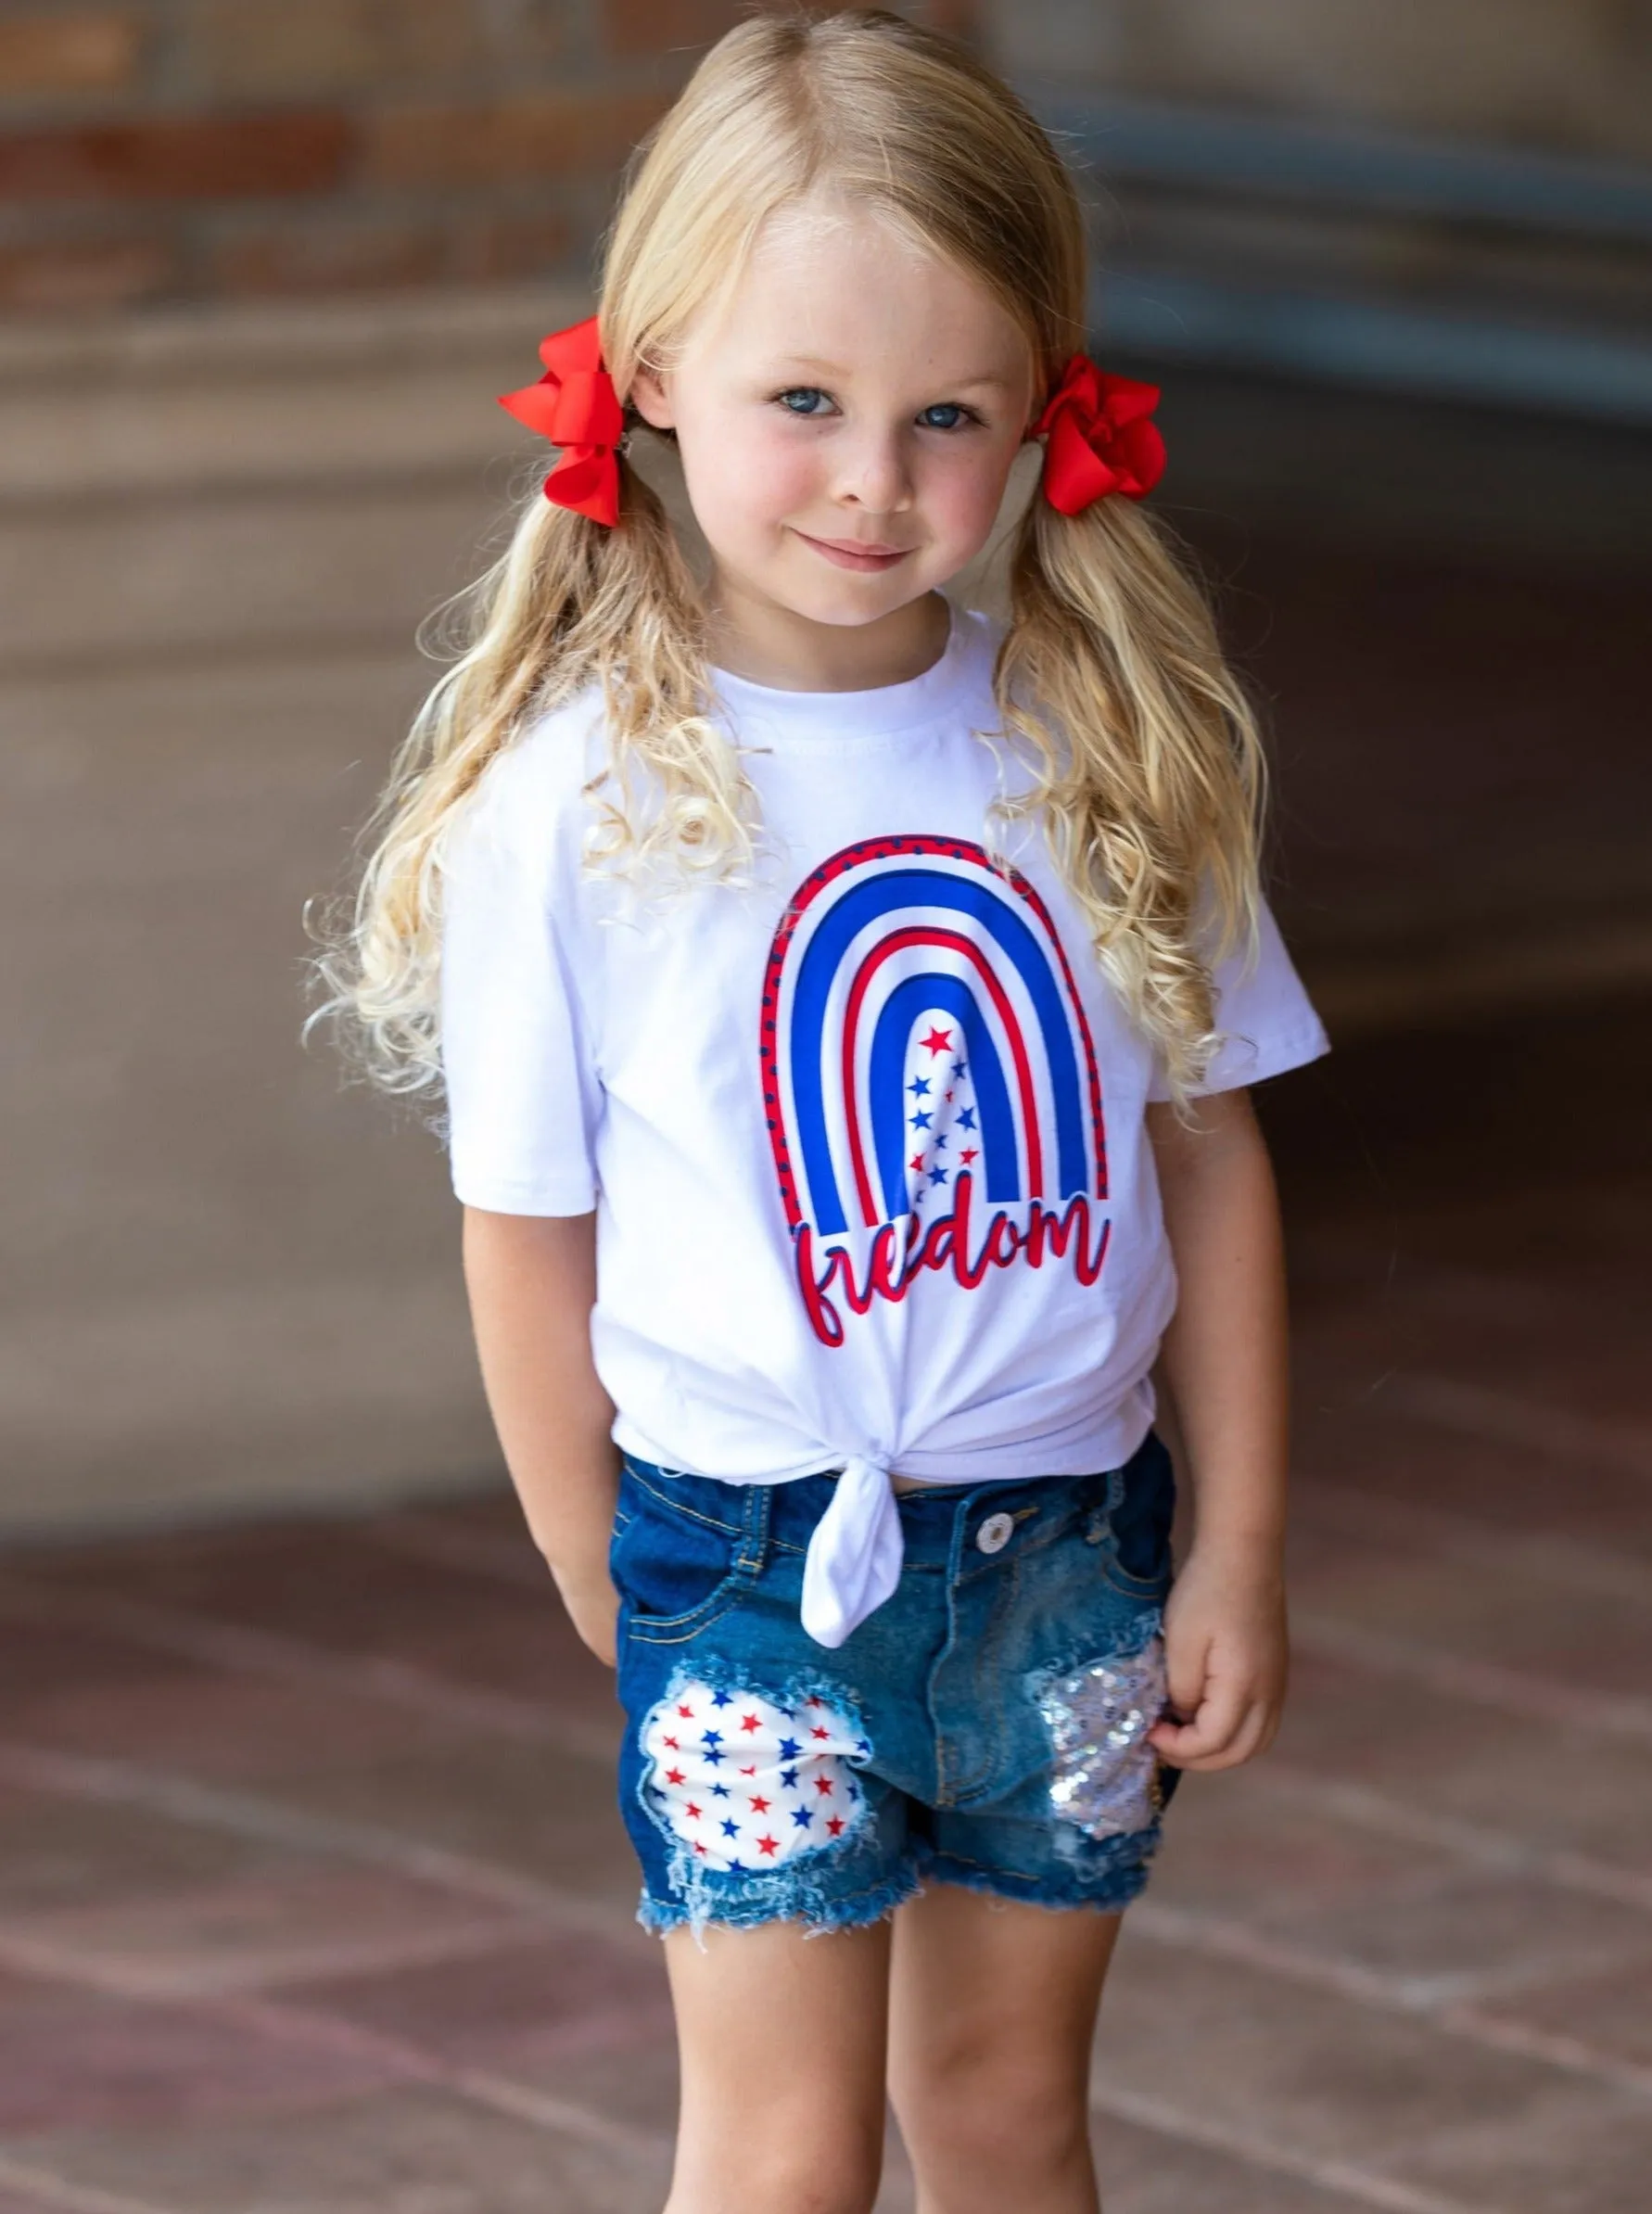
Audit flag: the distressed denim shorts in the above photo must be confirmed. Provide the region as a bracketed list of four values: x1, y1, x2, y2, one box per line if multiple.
[609, 1430, 1180, 1937]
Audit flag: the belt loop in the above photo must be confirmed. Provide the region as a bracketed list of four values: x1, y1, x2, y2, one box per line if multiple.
[737, 1482, 770, 1576]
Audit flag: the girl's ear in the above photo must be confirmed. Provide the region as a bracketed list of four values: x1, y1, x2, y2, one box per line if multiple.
[629, 362, 676, 432]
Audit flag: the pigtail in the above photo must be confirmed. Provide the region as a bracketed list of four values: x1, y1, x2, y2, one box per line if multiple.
[578, 447, 764, 894]
[993, 490, 1267, 1107]
[305, 439, 752, 1099]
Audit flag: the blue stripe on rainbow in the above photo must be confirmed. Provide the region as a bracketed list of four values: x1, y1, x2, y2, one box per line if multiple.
[760, 837, 1107, 1239]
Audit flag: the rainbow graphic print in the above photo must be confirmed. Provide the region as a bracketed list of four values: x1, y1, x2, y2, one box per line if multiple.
[759, 835, 1112, 1347]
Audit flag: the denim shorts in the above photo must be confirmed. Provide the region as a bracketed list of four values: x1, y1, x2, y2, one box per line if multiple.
[609, 1430, 1180, 1937]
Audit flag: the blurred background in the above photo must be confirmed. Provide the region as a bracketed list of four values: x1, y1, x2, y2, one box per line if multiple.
[1, 5, 1649, 2211]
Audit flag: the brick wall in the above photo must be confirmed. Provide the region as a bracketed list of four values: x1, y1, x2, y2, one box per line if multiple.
[2, 0, 1646, 317]
[0, 3, 976, 312]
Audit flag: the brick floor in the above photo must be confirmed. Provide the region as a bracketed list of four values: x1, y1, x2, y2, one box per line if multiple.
[1, 995, 1648, 2210]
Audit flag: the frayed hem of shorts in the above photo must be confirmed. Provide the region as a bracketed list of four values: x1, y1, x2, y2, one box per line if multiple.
[637, 1862, 922, 1946]
[912, 1843, 1152, 1917]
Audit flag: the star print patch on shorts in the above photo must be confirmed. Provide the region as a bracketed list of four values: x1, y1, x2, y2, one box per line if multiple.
[639, 1681, 871, 1872]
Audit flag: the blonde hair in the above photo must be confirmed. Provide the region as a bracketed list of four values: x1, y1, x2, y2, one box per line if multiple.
[309, 6, 1264, 1105]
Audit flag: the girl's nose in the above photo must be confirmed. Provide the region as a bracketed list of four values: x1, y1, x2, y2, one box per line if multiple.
[834, 428, 912, 515]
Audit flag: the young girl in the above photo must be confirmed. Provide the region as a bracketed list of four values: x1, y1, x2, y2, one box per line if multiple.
[321, 11, 1328, 2210]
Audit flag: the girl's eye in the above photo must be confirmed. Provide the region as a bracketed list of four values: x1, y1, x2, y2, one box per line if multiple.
[774, 390, 980, 429]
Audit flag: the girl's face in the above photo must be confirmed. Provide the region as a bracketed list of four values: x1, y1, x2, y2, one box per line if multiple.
[629, 197, 1037, 657]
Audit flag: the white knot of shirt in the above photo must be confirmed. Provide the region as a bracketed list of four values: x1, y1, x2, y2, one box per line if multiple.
[799, 1451, 904, 1649]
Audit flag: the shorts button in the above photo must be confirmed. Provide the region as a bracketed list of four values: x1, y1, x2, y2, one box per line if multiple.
[975, 1510, 1015, 1556]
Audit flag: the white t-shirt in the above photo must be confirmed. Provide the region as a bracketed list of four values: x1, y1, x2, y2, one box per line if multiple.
[439, 601, 1329, 1646]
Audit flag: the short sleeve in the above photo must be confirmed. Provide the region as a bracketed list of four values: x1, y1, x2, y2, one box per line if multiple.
[438, 773, 603, 1214]
[1147, 894, 1329, 1102]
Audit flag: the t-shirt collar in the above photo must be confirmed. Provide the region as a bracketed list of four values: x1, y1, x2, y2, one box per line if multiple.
[708, 597, 972, 744]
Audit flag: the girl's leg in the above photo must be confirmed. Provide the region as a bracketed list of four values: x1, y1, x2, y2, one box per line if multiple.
[662, 1915, 894, 2214]
[886, 1886, 1123, 2214]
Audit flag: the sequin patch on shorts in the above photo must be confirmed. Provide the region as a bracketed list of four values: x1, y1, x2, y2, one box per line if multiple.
[1035, 1635, 1167, 1840]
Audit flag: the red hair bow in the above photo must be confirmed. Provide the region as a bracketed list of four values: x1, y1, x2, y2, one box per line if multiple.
[498, 314, 625, 528]
[1034, 357, 1165, 514]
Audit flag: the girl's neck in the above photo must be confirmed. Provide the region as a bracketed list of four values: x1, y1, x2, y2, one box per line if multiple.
[705, 575, 951, 693]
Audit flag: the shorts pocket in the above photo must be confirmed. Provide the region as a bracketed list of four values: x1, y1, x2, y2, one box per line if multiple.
[610, 1464, 757, 1645]
[1087, 1433, 1176, 1601]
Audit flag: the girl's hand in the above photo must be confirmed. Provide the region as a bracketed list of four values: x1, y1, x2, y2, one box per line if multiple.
[1147, 1541, 1288, 1772]
[552, 1564, 621, 1669]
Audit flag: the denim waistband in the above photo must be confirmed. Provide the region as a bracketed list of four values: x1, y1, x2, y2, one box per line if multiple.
[617, 1447, 1151, 1577]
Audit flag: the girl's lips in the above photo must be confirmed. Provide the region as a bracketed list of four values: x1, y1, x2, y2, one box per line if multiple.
[794, 529, 911, 572]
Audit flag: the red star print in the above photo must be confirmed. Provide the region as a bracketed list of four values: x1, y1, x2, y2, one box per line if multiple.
[960, 1147, 978, 1165]
[806, 1697, 824, 1707]
[909, 1152, 924, 1174]
[662, 1735, 679, 1750]
[741, 1713, 762, 1733]
[815, 1777, 834, 1796]
[739, 1763, 756, 1775]
[685, 1802, 702, 1819]
[757, 1834, 780, 1856]
[665, 1767, 685, 1786]
[693, 1840, 707, 1855]
[677, 1704, 693, 1719]
[810, 1725, 831, 1740]
[827, 1815, 845, 1837]
[921, 1025, 953, 1056]
[749, 1794, 771, 1813]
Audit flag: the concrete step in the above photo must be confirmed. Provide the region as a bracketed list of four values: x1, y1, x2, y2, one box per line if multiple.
[0, 479, 506, 668]
[2, 644, 492, 1537]
[0, 282, 573, 500]
[0, 286, 588, 676]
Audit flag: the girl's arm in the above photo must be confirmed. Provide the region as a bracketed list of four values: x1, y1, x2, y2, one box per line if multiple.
[461, 1205, 622, 1665]
[1143, 1086, 1290, 1771]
